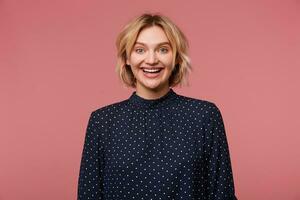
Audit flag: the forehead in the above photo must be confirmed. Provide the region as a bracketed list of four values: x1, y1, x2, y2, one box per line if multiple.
[135, 25, 170, 45]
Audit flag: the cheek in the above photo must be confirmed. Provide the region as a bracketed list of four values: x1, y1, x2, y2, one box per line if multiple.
[129, 54, 144, 66]
[161, 55, 173, 68]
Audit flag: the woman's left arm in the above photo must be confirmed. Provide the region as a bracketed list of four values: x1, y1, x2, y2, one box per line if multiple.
[203, 103, 238, 200]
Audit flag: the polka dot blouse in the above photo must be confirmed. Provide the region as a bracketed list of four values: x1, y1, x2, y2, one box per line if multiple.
[78, 88, 237, 200]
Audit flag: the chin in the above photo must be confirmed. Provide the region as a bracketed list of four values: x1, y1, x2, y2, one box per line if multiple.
[143, 84, 161, 90]
[145, 82, 169, 91]
[137, 80, 157, 89]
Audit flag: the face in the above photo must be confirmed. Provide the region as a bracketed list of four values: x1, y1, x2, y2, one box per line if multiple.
[126, 25, 174, 95]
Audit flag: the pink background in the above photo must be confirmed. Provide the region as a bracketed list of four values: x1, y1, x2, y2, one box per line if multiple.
[1, 1, 300, 199]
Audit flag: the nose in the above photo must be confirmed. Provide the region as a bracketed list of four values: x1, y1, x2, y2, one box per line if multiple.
[145, 51, 158, 65]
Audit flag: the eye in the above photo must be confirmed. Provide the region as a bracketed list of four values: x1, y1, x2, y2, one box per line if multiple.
[159, 47, 169, 54]
[135, 48, 145, 54]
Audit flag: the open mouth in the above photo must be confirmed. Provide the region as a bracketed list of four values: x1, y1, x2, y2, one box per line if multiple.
[142, 68, 163, 73]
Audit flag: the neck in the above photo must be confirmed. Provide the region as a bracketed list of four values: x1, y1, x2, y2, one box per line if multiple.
[135, 84, 170, 100]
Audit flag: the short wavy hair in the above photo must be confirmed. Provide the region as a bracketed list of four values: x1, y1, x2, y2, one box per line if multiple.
[115, 13, 192, 88]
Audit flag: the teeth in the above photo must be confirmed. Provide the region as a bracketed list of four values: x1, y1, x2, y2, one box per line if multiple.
[143, 68, 161, 73]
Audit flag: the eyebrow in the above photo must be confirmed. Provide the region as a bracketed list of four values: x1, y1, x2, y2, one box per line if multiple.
[134, 41, 171, 46]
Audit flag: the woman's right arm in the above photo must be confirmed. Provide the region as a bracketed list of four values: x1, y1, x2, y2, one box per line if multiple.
[78, 111, 104, 200]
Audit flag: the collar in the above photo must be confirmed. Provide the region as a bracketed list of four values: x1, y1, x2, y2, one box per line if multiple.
[128, 88, 178, 109]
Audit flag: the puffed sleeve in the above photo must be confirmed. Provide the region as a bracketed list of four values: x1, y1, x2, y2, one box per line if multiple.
[78, 111, 104, 199]
[203, 103, 238, 200]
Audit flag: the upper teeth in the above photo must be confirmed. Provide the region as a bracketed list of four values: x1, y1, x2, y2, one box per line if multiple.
[143, 68, 161, 72]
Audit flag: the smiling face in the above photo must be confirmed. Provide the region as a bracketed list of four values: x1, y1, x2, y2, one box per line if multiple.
[126, 25, 174, 98]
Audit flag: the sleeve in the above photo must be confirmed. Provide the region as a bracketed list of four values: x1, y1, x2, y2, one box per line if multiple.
[77, 111, 104, 200]
[203, 103, 238, 200]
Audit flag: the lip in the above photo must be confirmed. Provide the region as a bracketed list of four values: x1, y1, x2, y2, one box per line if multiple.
[142, 68, 163, 78]
[141, 67, 164, 69]
[141, 67, 164, 72]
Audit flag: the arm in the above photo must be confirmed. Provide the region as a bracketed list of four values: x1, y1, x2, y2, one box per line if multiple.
[203, 103, 237, 200]
[78, 111, 104, 199]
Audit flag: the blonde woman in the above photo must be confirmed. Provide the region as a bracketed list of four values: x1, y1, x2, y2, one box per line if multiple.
[78, 13, 237, 200]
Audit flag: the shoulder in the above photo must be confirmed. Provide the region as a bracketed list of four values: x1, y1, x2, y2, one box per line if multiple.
[173, 93, 224, 125]
[176, 93, 221, 114]
[85, 99, 129, 132]
[90, 99, 129, 118]
[176, 94, 226, 133]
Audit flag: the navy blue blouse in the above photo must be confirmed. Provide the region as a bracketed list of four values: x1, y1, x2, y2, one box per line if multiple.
[78, 88, 237, 199]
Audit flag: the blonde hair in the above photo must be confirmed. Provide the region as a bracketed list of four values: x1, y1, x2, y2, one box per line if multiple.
[115, 13, 192, 88]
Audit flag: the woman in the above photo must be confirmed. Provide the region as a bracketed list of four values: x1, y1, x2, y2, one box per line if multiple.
[78, 13, 238, 200]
